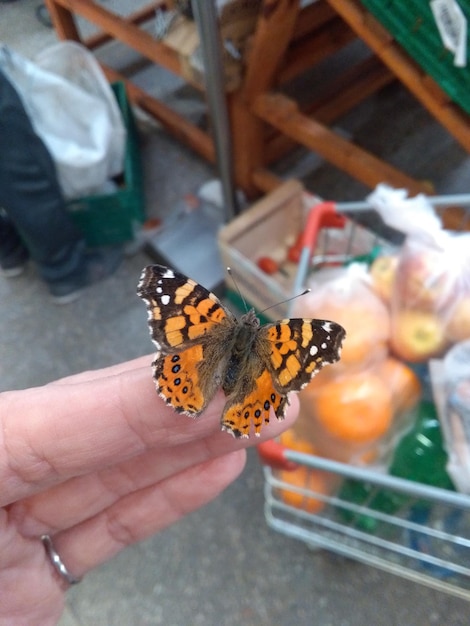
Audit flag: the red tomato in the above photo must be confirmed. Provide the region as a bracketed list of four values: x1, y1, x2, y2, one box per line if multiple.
[257, 256, 279, 274]
[287, 244, 301, 263]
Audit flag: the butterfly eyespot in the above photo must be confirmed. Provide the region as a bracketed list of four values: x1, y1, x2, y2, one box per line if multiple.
[172, 364, 181, 373]
[264, 400, 270, 410]
[174, 377, 181, 386]
[244, 411, 250, 418]
[254, 409, 261, 418]
[270, 393, 276, 402]
[171, 355, 180, 362]
[182, 386, 188, 394]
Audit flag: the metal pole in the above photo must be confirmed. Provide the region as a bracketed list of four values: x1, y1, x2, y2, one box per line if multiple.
[192, 0, 239, 220]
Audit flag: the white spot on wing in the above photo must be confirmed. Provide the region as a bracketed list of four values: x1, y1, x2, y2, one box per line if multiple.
[161, 294, 170, 305]
[310, 345, 319, 356]
[162, 269, 175, 278]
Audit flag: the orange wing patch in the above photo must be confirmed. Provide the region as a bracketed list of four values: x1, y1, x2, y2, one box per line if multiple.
[221, 369, 287, 438]
[154, 344, 206, 415]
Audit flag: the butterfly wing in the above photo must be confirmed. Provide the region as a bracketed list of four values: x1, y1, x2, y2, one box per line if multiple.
[262, 318, 346, 393]
[221, 318, 345, 438]
[137, 264, 234, 352]
[137, 265, 235, 415]
[221, 368, 288, 438]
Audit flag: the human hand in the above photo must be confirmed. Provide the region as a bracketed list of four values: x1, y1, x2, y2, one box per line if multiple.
[0, 356, 298, 626]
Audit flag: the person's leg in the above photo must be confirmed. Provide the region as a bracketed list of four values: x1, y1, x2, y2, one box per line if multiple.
[0, 70, 121, 302]
[0, 209, 29, 276]
[0, 69, 87, 282]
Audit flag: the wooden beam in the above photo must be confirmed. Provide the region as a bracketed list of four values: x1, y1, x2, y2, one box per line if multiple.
[242, 0, 300, 100]
[291, 1, 336, 42]
[102, 65, 215, 164]
[85, 4, 163, 50]
[251, 168, 283, 193]
[265, 56, 395, 163]
[253, 91, 429, 194]
[48, 0, 188, 82]
[279, 18, 355, 84]
[45, 0, 82, 41]
[325, 0, 470, 152]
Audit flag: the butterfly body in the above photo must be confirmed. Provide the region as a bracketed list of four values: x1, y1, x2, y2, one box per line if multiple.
[137, 265, 345, 438]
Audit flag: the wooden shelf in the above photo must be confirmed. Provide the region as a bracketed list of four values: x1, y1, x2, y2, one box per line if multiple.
[45, 0, 470, 202]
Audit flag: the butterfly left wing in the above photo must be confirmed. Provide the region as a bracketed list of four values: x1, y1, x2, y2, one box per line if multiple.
[262, 318, 346, 393]
[221, 318, 345, 438]
[137, 264, 234, 416]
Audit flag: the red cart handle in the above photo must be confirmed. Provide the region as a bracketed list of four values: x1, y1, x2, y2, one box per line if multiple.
[257, 439, 299, 471]
[301, 200, 346, 254]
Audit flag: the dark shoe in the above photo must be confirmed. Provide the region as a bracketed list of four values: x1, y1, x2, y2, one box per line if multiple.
[0, 245, 29, 278]
[48, 246, 123, 305]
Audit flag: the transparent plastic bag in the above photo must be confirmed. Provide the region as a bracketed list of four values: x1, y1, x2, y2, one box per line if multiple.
[290, 264, 420, 465]
[292, 263, 391, 373]
[0, 43, 126, 199]
[368, 184, 470, 362]
[441, 340, 470, 493]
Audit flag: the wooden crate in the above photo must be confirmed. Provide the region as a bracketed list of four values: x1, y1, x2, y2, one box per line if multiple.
[218, 180, 310, 320]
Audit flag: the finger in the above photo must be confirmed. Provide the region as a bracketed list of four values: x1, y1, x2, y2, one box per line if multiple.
[48, 355, 152, 386]
[43, 451, 246, 580]
[0, 364, 221, 507]
[0, 509, 65, 622]
[11, 395, 299, 537]
[0, 363, 299, 506]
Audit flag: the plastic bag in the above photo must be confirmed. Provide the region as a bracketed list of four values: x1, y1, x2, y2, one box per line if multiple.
[368, 184, 470, 362]
[443, 340, 470, 493]
[292, 263, 391, 373]
[0, 43, 126, 198]
[290, 264, 420, 465]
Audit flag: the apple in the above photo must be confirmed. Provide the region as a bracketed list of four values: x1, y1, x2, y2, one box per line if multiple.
[369, 255, 399, 303]
[396, 248, 454, 311]
[391, 309, 448, 362]
[445, 296, 470, 343]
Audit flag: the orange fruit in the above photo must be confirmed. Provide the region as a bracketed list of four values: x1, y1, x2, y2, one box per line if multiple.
[279, 466, 331, 514]
[278, 430, 334, 513]
[340, 334, 388, 370]
[339, 302, 389, 368]
[377, 357, 421, 413]
[313, 372, 393, 444]
[306, 299, 389, 371]
[280, 429, 316, 455]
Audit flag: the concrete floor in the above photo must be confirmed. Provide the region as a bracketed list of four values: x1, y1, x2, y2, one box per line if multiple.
[1, 2, 470, 625]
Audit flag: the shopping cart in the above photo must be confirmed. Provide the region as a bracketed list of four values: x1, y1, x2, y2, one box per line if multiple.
[258, 193, 470, 601]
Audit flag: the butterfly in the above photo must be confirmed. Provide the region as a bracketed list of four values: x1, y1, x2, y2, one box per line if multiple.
[137, 264, 345, 438]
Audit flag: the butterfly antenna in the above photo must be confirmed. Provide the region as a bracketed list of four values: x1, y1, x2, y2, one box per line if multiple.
[258, 289, 310, 316]
[227, 267, 249, 313]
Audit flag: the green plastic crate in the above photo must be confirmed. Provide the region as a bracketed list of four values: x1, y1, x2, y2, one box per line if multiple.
[66, 82, 145, 247]
[361, 0, 470, 115]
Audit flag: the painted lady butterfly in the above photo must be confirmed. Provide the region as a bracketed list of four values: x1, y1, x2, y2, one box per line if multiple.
[137, 265, 345, 438]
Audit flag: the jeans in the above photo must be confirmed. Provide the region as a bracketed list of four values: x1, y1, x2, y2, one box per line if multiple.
[0, 69, 86, 284]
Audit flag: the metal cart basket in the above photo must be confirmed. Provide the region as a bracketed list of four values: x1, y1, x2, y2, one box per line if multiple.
[258, 193, 470, 601]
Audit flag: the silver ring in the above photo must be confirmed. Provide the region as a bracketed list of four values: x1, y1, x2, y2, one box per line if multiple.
[41, 534, 82, 585]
